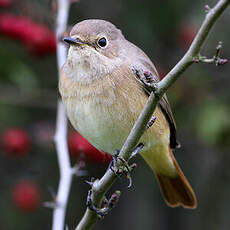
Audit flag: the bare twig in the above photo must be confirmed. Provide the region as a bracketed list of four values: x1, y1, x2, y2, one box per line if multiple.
[194, 41, 228, 65]
[75, 0, 230, 229]
[53, 101, 73, 230]
[52, 0, 71, 230]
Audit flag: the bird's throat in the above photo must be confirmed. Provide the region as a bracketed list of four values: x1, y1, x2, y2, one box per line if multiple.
[63, 46, 122, 84]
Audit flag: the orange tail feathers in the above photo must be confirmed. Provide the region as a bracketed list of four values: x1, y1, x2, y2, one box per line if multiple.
[156, 149, 197, 209]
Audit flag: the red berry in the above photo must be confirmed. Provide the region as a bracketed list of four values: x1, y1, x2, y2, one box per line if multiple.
[11, 180, 41, 213]
[0, 14, 34, 40]
[0, 13, 56, 57]
[1, 128, 30, 156]
[0, 0, 12, 8]
[23, 23, 56, 57]
[68, 131, 112, 164]
[0, 14, 20, 38]
[178, 23, 197, 48]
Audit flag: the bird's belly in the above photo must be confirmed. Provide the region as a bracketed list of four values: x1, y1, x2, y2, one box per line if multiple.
[65, 98, 133, 154]
[64, 95, 170, 156]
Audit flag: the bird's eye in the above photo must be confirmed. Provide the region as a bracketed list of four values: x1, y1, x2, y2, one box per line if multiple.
[97, 37, 107, 48]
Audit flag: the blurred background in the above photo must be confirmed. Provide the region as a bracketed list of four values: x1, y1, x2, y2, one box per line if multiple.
[0, 0, 230, 229]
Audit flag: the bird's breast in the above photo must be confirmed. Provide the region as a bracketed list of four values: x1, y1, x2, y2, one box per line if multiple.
[59, 69, 137, 153]
[59, 64, 170, 155]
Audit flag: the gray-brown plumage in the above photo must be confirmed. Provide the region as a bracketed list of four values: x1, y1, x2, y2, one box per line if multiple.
[59, 19, 197, 209]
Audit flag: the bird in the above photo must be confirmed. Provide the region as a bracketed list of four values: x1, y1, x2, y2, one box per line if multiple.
[59, 19, 197, 209]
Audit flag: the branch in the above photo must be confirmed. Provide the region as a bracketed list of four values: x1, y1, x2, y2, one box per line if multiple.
[193, 41, 228, 65]
[75, 0, 230, 229]
[52, 0, 71, 230]
[157, 0, 229, 95]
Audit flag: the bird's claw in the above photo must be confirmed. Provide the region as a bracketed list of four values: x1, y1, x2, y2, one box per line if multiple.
[109, 143, 144, 188]
[109, 149, 122, 175]
[86, 189, 121, 218]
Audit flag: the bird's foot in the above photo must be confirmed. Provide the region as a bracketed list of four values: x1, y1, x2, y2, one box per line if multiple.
[86, 189, 121, 218]
[85, 143, 144, 217]
[109, 143, 144, 188]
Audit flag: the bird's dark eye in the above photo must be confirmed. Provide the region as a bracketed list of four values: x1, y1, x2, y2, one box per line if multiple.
[97, 37, 107, 48]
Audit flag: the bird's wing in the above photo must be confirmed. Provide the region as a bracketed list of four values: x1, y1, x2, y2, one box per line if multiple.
[127, 42, 180, 149]
[159, 94, 180, 148]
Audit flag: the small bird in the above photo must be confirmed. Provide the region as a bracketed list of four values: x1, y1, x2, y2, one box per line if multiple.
[59, 19, 197, 209]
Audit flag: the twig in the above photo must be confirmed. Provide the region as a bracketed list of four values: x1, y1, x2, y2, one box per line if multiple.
[75, 0, 230, 229]
[52, 0, 71, 230]
[193, 41, 228, 65]
[53, 102, 73, 230]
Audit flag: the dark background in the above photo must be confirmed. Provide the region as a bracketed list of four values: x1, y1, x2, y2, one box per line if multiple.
[0, 0, 230, 229]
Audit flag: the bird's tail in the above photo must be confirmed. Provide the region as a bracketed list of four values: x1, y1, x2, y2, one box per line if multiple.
[142, 147, 197, 209]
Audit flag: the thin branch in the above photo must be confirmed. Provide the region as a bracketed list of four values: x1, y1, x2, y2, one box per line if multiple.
[53, 101, 73, 230]
[194, 41, 228, 65]
[52, 0, 71, 230]
[56, 0, 70, 70]
[75, 0, 230, 229]
[157, 0, 230, 95]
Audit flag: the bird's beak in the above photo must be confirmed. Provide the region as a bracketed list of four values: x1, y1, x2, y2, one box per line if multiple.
[63, 37, 84, 46]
